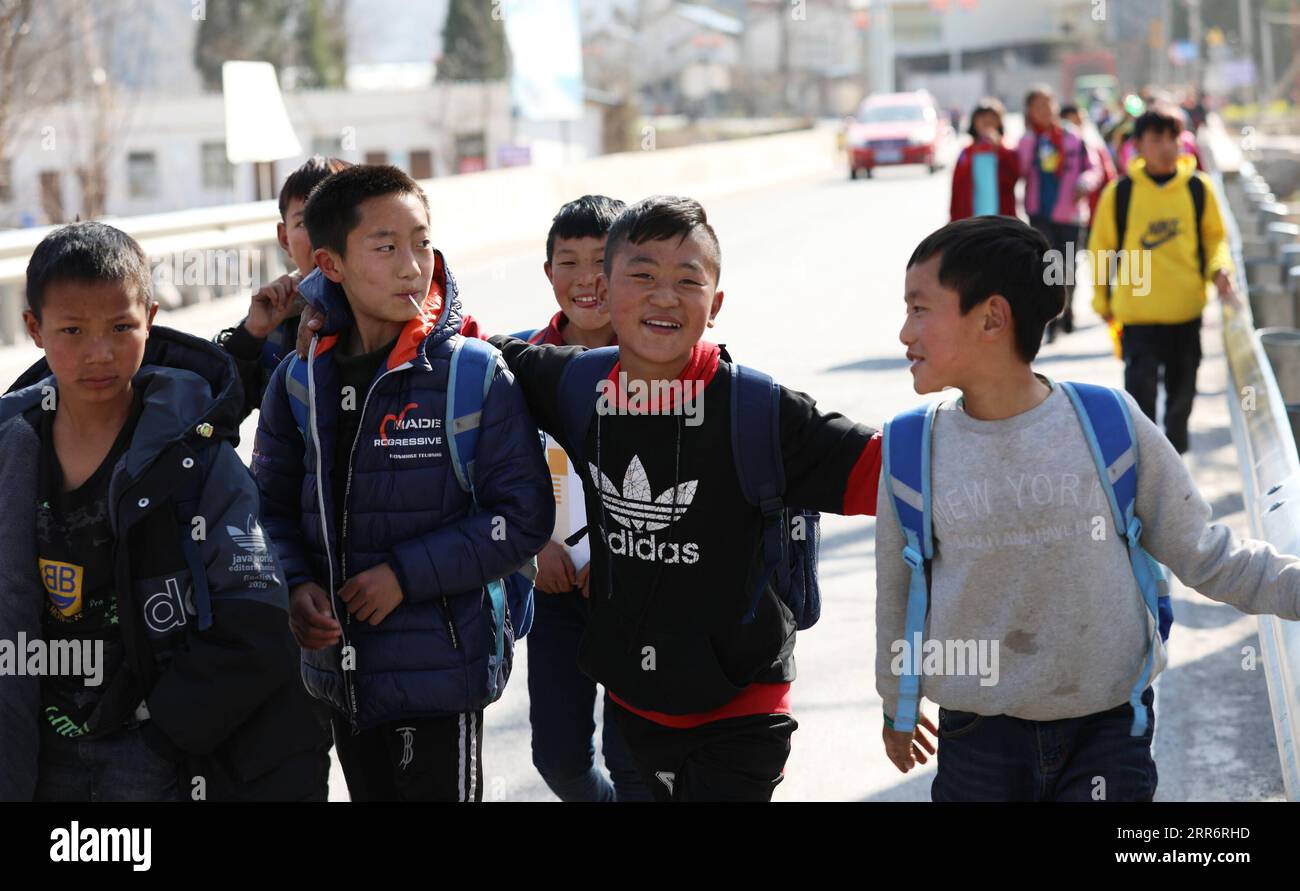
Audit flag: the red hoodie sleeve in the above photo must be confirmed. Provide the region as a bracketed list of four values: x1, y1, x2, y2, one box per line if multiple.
[842, 432, 882, 516]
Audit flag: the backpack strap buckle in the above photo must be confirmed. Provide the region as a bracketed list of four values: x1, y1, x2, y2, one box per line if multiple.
[1126, 516, 1143, 548]
[902, 545, 924, 571]
[758, 495, 784, 520]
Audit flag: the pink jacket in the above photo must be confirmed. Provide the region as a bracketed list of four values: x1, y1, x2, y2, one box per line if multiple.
[1017, 126, 1099, 226]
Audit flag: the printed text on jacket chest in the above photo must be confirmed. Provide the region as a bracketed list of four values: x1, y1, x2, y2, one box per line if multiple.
[373, 401, 445, 460]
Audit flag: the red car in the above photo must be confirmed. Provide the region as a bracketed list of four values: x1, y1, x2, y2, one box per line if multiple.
[847, 91, 950, 179]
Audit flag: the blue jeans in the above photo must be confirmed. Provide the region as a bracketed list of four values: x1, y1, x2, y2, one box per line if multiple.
[35, 724, 186, 802]
[931, 687, 1158, 802]
[527, 590, 651, 801]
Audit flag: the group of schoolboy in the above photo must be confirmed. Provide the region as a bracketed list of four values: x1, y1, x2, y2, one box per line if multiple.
[2, 145, 1297, 804]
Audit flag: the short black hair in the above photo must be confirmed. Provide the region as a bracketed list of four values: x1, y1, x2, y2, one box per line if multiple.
[25, 221, 153, 321]
[967, 97, 1005, 139]
[1133, 104, 1184, 141]
[546, 194, 626, 263]
[278, 155, 351, 219]
[603, 195, 722, 286]
[1059, 103, 1080, 119]
[303, 164, 430, 258]
[907, 216, 1064, 363]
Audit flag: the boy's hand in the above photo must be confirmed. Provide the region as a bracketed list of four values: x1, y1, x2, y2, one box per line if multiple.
[535, 540, 576, 593]
[882, 712, 938, 774]
[338, 563, 404, 625]
[1214, 270, 1242, 311]
[576, 563, 591, 599]
[245, 271, 304, 339]
[289, 582, 342, 650]
[296, 303, 326, 358]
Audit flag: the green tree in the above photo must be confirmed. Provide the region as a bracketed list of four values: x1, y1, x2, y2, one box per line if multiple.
[193, 0, 347, 91]
[437, 0, 510, 81]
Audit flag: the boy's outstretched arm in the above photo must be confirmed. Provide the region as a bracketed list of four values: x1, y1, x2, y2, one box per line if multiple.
[487, 335, 584, 448]
[778, 385, 882, 517]
[146, 445, 299, 757]
[1129, 392, 1300, 620]
[387, 361, 555, 603]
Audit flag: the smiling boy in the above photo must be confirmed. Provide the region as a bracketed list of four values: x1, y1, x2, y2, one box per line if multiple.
[479, 196, 884, 801]
[878, 216, 1300, 801]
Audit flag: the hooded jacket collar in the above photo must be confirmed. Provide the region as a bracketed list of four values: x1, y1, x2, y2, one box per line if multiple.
[2, 324, 241, 448]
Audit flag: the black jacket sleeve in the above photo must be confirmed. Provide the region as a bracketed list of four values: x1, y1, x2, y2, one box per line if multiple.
[778, 384, 881, 516]
[487, 335, 586, 450]
[214, 320, 269, 424]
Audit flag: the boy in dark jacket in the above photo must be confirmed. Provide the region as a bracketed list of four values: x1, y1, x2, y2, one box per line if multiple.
[0, 222, 322, 801]
[215, 156, 351, 422]
[252, 165, 553, 801]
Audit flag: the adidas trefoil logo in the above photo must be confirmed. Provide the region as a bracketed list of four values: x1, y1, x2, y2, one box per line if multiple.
[226, 515, 269, 554]
[589, 456, 700, 564]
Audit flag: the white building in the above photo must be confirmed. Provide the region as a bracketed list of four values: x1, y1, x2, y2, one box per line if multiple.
[1, 84, 514, 227]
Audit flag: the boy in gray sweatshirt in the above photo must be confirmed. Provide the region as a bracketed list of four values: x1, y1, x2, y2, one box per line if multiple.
[875, 215, 1300, 801]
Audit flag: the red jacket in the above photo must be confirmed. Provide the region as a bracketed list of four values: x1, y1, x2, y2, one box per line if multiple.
[950, 140, 1019, 220]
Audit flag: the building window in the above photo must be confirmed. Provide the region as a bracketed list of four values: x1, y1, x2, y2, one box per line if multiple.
[127, 151, 158, 199]
[0, 159, 11, 203]
[409, 150, 433, 179]
[201, 142, 234, 190]
[364, 151, 388, 165]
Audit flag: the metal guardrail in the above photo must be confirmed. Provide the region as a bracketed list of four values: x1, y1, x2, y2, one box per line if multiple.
[1213, 138, 1300, 800]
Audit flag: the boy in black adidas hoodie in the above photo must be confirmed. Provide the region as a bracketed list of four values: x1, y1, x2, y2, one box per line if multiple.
[488, 196, 883, 801]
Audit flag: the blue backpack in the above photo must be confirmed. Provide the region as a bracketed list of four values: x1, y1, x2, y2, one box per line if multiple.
[283, 336, 537, 656]
[553, 346, 822, 629]
[882, 382, 1172, 738]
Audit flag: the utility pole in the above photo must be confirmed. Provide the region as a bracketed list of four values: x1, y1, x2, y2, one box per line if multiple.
[1237, 0, 1254, 103]
[1187, 0, 1203, 90]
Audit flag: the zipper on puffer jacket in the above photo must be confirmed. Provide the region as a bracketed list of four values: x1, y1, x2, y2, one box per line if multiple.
[306, 344, 360, 734]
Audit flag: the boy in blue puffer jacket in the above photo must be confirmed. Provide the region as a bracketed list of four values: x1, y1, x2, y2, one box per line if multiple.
[252, 165, 553, 802]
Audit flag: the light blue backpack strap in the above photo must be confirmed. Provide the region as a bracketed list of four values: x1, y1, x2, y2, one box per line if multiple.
[447, 335, 500, 495]
[881, 400, 939, 734]
[1060, 382, 1165, 737]
[446, 335, 507, 663]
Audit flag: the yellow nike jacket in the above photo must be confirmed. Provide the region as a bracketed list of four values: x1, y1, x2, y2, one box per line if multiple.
[1089, 155, 1233, 325]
